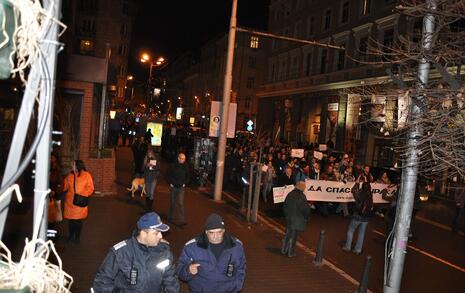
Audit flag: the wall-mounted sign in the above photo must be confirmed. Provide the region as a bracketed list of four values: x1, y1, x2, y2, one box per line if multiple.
[328, 103, 339, 111]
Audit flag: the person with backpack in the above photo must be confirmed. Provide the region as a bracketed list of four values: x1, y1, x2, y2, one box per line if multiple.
[342, 175, 373, 255]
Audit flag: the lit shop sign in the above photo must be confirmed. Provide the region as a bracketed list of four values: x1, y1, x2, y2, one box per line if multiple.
[176, 107, 183, 120]
[146, 122, 163, 146]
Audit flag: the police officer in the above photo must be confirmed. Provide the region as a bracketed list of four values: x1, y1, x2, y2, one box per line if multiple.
[177, 213, 246, 293]
[92, 212, 179, 292]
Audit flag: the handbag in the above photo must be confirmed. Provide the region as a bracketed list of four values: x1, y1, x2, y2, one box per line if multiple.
[73, 174, 89, 207]
[48, 199, 63, 223]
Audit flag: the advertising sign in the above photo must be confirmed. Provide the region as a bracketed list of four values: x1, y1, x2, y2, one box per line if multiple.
[209, 101, 237, 138]
[146, 122, 163, 146]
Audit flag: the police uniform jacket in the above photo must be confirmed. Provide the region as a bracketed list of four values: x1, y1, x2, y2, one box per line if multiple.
[93, 236, 179, 292]
[177, 233, 246, 293]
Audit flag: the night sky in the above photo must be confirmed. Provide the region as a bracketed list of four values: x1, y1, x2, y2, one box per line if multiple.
[128, 0, 270, 77]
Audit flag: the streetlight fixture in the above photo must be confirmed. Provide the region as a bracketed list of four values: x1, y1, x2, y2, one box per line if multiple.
[139, 53, 167, 108]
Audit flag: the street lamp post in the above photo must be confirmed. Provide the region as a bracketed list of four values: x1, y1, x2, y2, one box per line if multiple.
[213, 0, 238, 201]
[140, 54, 166, 109]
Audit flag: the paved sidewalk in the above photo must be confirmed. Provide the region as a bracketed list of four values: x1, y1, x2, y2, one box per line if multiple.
[53, 177, 358, 292]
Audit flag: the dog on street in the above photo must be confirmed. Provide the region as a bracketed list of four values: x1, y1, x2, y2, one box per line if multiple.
[127, 177, 146, 198]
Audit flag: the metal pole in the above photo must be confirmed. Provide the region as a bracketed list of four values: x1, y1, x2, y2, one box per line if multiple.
[98, 44, 110, 156]
[0, 7, 58, 238]
[246, 163, 254, 222]
[384, 1, 436, 292]
[0, 66, 40, 239]
[213, 0, 237, 201]
[358, 256, 372, 293]
[33, 0, 62, 240]
[251, 162, 262, 223]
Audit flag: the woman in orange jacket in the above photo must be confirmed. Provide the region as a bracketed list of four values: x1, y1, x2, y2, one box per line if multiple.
[63, 160, 94, 244]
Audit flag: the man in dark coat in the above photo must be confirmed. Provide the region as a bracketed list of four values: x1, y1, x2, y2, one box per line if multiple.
[177, 213, 246, 293]
[166, 152, 189, 225]
[282, 181, 311, 257]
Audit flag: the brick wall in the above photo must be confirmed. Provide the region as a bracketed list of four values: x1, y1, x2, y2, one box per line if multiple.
[87, 157, 116, 193]
[57, 80, 116, 193]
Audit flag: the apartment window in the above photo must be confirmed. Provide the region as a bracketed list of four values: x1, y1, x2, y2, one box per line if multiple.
[118, 44, 127, 56]
[245, 97, 251, 109]
[336, 50, 345, 70]
[80, 19, 96, 35]
[308, 16, 315, 36]
[290, 56, 299, 78]
[361, 0, 372, 16]
[118, 86, 124, 98]
[246, 77, 255, 89]
[294, 21, 302, 38]
[320, 49, 328, 74]
[79, 0, 97, 11]
[305, 53, 312, 76]
[248, 56, 256, 68]
[250, 36, 259, 49]
[383, 29, 394, 49]
[270, 63, 275, 82]
[79, 39, 94, 54]
[120, 24, 127, 36]
[122, 1, 130, 15]
[119, 65, 126, 76]
[324, 10, 332, 30]
[358, 36, 368, 61]
[341, 1, 350, 24]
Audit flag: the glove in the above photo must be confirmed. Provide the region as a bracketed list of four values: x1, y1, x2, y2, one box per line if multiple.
[170, 184, 174, 188]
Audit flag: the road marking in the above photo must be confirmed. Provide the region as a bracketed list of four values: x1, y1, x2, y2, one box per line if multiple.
[415, 216, 465, 237]
[372, 230, 465, 273]
[222, 190, 371, 292]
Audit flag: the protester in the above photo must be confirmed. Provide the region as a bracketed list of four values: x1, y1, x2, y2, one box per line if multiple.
[143, 147, 160, 211]
[177, 213, 246, 293]
[342, 179, 373, 255]
[166, 152, 189, 225]
[63, 159, 94, 244]
[93, 212, 179, 292]
[282, 181, 311, 257]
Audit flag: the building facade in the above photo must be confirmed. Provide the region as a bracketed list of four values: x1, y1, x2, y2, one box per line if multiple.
[167, 30, 268, 131]
[258, 0, 405, 166]
[55, 0, 136, 191]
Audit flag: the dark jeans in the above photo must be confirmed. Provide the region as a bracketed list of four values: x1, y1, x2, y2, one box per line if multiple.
[169, 186, 185, 222]
[68, 219, 83, 243]
[282, 228, 300, 256]
[145, 179, 157, 200]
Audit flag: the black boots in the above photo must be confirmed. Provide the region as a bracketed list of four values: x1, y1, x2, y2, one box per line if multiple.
[145, 198, 153, 211]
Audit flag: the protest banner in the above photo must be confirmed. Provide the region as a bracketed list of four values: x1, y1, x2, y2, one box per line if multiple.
[273, 179, 395, 204]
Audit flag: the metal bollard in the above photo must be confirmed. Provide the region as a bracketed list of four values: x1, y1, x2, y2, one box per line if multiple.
[358, 255, 372, 293]
[313, 230, 325, 266]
